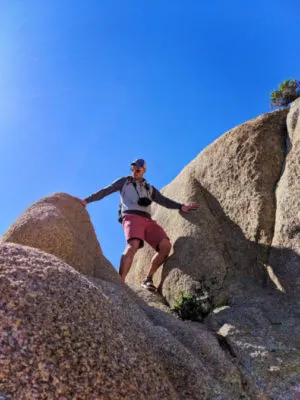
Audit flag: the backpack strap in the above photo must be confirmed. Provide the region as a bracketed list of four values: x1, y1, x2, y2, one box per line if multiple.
[120, 176, 133, 195]
[145, 182, 152, 197]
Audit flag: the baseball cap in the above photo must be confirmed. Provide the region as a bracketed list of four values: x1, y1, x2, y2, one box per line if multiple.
[130, 158, 146, 169]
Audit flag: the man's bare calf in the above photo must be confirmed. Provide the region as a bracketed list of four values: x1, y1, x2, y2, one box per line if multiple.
[146, 238, 172, 278]
[118, 239, 140, 281]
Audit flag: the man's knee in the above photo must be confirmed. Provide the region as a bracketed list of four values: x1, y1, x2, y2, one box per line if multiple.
[124, 239, 141, 255]
[158, 239, 172, 256]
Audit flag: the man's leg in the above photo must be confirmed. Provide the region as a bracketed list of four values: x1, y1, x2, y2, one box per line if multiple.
[145, 238, 172, 279]
[118, 239, 141, 281]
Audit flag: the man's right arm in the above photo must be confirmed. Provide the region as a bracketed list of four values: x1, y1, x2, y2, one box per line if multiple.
[84, 177, 127, 204]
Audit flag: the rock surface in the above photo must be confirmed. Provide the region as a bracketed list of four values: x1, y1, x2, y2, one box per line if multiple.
[207, 292, 300, 400]
[126, 106, 300, 398]
[2, 105, 300, 399]
[0, 243, 177, 400]
[0, 197, 248, 400]
[126, 108, 289, 305]
[0, 193, 119, 284]
[269, 98, 300, 294]
[92, 277, 249, 400]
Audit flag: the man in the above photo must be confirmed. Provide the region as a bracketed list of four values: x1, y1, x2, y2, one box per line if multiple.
[79, 158, 199, 291]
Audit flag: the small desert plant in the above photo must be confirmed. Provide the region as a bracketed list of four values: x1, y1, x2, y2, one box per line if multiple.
[270, 79, 300, 108]
[171, 291, 208, 322]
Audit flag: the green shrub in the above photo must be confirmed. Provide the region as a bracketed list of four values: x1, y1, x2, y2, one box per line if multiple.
[171, 291, 209, 322]
[270, 79, 300, 108]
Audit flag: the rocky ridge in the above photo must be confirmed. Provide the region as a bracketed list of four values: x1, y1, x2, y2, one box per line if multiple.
[1, 100, 300, 399]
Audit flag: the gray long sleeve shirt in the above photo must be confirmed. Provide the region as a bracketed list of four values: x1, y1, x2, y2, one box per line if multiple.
[84, 176, 182, 219]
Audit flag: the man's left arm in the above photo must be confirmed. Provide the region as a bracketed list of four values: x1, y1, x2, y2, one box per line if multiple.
[151, 186, 199, 212]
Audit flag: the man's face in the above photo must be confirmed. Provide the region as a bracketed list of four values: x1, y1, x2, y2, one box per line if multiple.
[131, 164, 145, 179]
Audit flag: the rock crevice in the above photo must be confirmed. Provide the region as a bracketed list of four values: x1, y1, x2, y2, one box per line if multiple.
[269, 98, 300, 294]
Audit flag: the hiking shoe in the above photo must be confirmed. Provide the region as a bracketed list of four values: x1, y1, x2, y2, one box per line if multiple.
[141, 277, 157, 291]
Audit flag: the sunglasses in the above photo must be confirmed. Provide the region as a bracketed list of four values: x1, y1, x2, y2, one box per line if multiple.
[130, 166, 142, 172]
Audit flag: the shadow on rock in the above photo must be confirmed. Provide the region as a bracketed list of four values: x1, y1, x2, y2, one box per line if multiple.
[158, 187, 300, 306]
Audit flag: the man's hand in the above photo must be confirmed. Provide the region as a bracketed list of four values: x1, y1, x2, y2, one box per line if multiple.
[180, 202, 199, 213]
[74, 198, 87, 207]
[80, 199, 87, 207]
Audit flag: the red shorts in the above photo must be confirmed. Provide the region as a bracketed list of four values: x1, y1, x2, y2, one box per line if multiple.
[122, 214, 169, 250]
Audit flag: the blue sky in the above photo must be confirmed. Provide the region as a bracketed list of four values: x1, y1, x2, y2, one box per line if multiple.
[1, 0, 300, 269]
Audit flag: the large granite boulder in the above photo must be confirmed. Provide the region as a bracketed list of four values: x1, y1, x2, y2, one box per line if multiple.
[0, 193, 119, 284]
[269, 98, 300, 294]
[125, 106, 300, 398]
[126, 109, 289, 305]
[0, 243, 177, 400]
